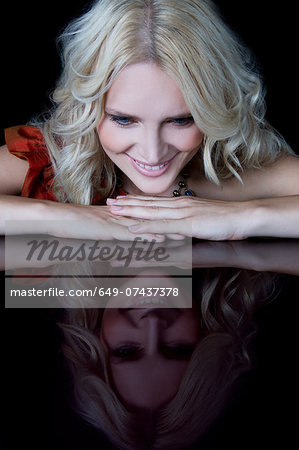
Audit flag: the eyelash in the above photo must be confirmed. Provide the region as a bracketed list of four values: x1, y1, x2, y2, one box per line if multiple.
[111, 345, 142, 358]
[108, 115, 133, 127]
[107, 114, 194, 128]
[112, 344, 195, 359]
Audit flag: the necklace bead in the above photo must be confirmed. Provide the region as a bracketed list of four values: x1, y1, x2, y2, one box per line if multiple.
[172, 169, 195, 197]
[185, 189, 195, 196]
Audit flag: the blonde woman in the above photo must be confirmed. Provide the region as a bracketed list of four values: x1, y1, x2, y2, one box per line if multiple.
[1, 0, 299, 240]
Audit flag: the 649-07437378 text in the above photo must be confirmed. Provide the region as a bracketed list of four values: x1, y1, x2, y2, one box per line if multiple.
[9, 286, 180, 298]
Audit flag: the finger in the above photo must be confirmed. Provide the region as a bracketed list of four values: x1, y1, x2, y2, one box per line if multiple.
[166, 234, 186, 240]
[114, 231, 166, 242]
[128, 219, 192, 236]
[116, 194, 170, 201]
[110, 204, 190, 220]
[109, 215, 148, 226]
[107, 196, 193, 208]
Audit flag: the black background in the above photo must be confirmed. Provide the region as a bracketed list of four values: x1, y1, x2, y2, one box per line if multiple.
[1, 1, 298, 449]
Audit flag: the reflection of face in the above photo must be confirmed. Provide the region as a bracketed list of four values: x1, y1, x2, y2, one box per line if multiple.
[100, 308, 200, 410]
[97, 63, 204, 195]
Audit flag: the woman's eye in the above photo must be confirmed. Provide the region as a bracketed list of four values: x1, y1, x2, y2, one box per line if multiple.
[109, 115, 134, 126]
[171, 117, 194, 126]
[112, 345, 141, 358]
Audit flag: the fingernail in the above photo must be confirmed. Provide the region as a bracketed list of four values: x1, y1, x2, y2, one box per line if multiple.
[106, 198, 117, 204]
[110, 205, 123, 210]
[110, 261, 123, 267]
[129, 224, 142, 231]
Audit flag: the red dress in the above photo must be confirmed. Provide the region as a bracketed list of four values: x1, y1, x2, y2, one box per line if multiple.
[5, 125, 125, 203]
[5, 125, 58, 201]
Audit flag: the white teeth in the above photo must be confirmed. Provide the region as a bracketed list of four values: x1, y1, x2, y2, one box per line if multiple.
[135, 160, 166, 170]
[135, 297, 167, 306]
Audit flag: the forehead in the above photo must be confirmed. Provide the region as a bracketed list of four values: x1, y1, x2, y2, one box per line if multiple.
[105, 62, 190, 115]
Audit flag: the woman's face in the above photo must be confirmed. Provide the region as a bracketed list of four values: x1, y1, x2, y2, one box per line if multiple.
[97, 63, 204, 195]
[100, 307, 201, 410]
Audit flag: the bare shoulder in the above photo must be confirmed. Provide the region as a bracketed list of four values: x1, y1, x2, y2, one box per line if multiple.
[0, 144, 28, 195]
[263, 152, 299, 175]
[195, 153, 299, 201]
[240, 153, 299, 198]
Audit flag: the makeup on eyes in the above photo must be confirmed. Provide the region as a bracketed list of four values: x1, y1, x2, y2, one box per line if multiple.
[105, 110, 194, 128]
[110, 342, 196, 360]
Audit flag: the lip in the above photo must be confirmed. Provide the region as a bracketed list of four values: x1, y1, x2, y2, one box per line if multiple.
[132, 297, 170, 307]
[125, 295, 180, 309]
[126, 153, 177, 177]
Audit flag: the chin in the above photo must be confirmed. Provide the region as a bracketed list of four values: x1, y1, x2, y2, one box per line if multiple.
[138, 184, 171, 196]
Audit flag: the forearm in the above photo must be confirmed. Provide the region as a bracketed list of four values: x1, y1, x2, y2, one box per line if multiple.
[0, 195, 161, 241]
[243, 195, 299, 239]
[0, 195, 51, 235]
[0, 195, 57, 235]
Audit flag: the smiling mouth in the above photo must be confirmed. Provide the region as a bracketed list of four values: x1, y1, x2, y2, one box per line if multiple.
[135, 160, 168, 171]
[126, 154, 177, 176]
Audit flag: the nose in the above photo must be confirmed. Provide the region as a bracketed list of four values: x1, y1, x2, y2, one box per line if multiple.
[125, 308, 180, 327]
[126, 308, 180, 355]
[138, 127, 168, 164]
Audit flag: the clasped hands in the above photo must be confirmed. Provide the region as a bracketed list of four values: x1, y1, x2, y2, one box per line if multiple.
[107, 194, 250, 241]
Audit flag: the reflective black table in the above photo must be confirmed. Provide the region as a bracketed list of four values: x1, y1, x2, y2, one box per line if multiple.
[1, 236, 298, 450]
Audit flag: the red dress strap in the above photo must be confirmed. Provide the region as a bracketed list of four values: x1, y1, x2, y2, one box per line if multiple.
[5, 125, 58, 201]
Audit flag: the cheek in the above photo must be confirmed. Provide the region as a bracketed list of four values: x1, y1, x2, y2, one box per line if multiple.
[100, 314, 130, 348]
[167, 127, 204, 152]
[97, 120, 130, 154]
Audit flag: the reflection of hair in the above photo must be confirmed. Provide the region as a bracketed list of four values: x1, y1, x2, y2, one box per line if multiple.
[58, 268, 279, 449]
[38, 0, 293, 204]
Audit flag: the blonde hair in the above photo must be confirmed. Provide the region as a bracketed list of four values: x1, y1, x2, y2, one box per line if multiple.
[39, 0, 293, 204]
[58, 268, 279, 449]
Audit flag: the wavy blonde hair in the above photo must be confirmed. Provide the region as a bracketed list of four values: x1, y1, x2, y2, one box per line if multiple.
[39, 0, 293, 204]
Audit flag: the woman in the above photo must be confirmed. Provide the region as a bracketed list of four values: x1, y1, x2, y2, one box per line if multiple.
[1, 0, 299, 241]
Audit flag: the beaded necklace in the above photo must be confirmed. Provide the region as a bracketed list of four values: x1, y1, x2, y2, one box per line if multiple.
[115, 165, 195, 197]
[172, 169, 195, 197]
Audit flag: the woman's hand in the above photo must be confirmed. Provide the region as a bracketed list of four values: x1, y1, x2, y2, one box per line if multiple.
[44, 203, 167, 242]
[1, 195, 165, 242]
[107, 195, 255, 240]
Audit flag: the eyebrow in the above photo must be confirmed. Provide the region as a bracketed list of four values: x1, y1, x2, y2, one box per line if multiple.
[105, 108, 193, 121]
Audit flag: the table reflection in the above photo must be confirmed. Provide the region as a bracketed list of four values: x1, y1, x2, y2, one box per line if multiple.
[2, 237, 298, 449]
[54, 264, 279, 449]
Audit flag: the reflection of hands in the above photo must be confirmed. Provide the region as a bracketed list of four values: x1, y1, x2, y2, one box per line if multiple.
[109, 239, 192, 270]
[108, 195, 249, 240]
[4, 235, 190, 272]
[192, 239, 299, 275]
[4, 235, 299, 275]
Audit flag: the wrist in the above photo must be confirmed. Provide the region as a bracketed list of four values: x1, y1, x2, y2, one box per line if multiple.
[236, 199, 267, 239]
